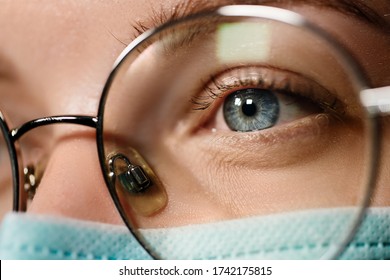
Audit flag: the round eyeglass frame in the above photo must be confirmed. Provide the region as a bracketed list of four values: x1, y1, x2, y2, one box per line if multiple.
[1, 5, 381, 259]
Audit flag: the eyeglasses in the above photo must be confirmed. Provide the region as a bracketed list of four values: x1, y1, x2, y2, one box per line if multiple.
[1, 5, 389, 259]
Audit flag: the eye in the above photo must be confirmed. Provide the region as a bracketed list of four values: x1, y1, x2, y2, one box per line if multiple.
[194, 67, 341, 134]
[222, 87, 322, 132]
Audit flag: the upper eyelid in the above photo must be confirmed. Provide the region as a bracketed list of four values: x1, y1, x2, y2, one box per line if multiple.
[190, 66, 346, 116]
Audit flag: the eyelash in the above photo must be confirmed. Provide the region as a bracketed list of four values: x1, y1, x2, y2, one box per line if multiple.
[130, 2, 206, 40]
[190, 67, 345, 118]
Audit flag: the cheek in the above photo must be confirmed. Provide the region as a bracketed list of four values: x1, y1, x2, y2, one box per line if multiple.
[118, 115, 371, 229]
[0, 184, 12, 221]
[372, 117, 390, 206]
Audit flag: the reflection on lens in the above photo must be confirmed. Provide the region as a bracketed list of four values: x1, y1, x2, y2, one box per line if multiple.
[99, 6, 375, 259]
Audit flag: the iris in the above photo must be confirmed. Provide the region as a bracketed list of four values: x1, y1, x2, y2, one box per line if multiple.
[223, 88, 280, 132]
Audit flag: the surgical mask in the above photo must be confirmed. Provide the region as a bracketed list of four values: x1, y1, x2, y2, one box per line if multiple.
[0, 208, 389, 260]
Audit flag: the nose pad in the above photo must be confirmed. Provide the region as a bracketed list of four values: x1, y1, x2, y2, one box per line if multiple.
[109, 153, 152, 194]
[27, 137, 123, 225]
[107, 150, 168, 217]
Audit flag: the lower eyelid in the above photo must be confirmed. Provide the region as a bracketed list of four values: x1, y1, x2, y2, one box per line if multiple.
[192, 113, 334, 169]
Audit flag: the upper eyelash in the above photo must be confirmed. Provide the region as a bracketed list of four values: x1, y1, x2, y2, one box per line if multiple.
[190, 68, 345, 117]
[190, 75, 263, 110]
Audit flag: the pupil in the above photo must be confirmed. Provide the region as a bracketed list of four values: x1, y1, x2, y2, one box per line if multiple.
[241, 100, 257, 117]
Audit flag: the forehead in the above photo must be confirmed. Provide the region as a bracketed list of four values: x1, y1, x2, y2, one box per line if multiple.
[0, 1, 144, 120]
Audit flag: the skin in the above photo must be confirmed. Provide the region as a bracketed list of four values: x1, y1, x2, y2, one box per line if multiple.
[0, 0, 389, 231]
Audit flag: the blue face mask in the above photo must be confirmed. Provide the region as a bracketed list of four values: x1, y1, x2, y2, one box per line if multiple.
[0, 208, 389, 260]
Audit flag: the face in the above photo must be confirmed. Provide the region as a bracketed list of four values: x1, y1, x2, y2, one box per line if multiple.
[0, 0, 389, 248]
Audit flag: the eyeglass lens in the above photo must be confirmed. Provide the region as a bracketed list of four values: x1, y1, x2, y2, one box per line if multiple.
[100, 12, 375, 259]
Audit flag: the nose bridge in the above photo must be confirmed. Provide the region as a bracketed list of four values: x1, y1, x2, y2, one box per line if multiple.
[25, 127, 123, 224]
[8, 115, 99, 211]
[9, 115, 124, 224]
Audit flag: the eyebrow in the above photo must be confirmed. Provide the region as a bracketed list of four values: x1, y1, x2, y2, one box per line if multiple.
[131, 0, 389, 38]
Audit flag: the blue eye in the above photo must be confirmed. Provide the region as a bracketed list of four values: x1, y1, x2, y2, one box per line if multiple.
[223, 88, 280, 132]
